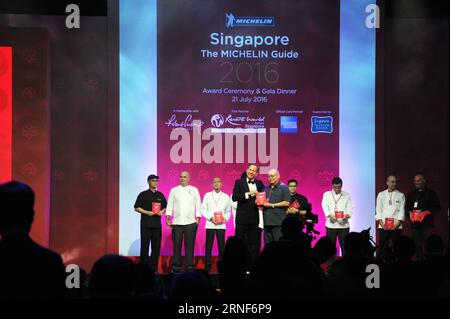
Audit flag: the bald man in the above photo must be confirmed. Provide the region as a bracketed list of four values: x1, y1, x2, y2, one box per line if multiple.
[261, 169, 290, 245]
[405, 174, 440, 261]
[200, 177, 231, 272]
[166, 171, 202, 272]
[375, 175, 405, 260]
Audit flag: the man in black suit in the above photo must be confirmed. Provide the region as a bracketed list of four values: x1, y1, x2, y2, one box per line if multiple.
[232, 163, 265, 265]
[405, 174, 441, 261]
[0, 181, 67, 298]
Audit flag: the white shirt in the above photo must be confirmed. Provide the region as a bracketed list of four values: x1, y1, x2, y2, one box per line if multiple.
[166, 185, 202, 225]
[231, 200, 237, 228]
[201, 191, 232, 229]
[258, 208, 264, 229]
[245, 178, 258, 199]
[243, 179, 263, 228]
[375, 189, 405, 229]
[321, 190, 353, 229]
[230, 199, 263, 229]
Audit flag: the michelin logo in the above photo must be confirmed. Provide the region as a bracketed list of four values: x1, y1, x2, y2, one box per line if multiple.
[226, 13, 275, 28]
[311, 116, 333, 134]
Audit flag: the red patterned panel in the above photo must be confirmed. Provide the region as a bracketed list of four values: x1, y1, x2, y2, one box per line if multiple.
[0, 28, 50, 247]
[0, 47, 12, 183]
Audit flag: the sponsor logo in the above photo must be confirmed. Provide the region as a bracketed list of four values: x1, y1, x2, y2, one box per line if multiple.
[165, 114, 204, 130]
[280, 116, 298, 133]
[311, 116, 333, 133]
[211, 114, 225, 128]
[169, 120, 278, 174]
[210, 114, 265, 128]
[225, 13, 275, 28]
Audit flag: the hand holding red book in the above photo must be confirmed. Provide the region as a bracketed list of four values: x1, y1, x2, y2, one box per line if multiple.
[289, 200, 300, 209]
[256, 192, 267, 206]
[152, 202, 161, 215]
[384, 217, 395, 230]
[410, 209, 422, 222]
[214, 211, 224, 224]
[417, 210, 431, 222]
[334, 211, 344, 219]
[422, 210, 431, 221]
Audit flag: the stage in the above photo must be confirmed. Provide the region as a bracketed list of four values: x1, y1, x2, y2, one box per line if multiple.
[0, 0, 448, 302]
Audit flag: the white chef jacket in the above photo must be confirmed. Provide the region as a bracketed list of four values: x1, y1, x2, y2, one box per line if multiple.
[321, 190, 353, 229]
[375, 189, 405, 229]
[201, 191, 232, 230]
[166, 185, 202, 225]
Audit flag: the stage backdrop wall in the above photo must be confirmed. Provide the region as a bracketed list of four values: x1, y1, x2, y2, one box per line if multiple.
[0, 28, 50, 247]
[5, 0, 448, 272]
[119, 0, 376, 258]
[0, 1, 118, 271]
[376, 0, 449, 245]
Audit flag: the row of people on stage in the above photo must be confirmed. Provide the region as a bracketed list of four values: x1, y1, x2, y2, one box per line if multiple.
[376, 174, 440, 261]
[134, 164, 440, 272]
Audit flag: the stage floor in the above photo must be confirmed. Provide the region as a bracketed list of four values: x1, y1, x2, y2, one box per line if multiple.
[128, 256, 331, 275]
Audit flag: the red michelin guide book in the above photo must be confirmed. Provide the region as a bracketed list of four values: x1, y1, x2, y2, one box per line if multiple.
[420, 210, 431, 222]
[214, 212, 224, 224]
[289, 200, 301, 209]
[256, 192, 267, 206]
[152, 202, 161, 214]
[334, 211, 344, 219]
[384, 217, 395, 230]
[411, 209, 421, 222]
[411, 210, 431, 222]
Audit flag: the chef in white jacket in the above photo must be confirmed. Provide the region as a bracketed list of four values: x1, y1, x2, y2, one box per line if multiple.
[321, 177, 353, 259]
[166, 171, 202, 272]
[201, 177, 231, 272]
[375, 175, 405, 259]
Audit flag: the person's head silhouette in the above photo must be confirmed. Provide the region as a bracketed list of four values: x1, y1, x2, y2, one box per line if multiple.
[281, 215, 303, 240]
[0, 181, 35, 236]
[393, 236, 416, 262]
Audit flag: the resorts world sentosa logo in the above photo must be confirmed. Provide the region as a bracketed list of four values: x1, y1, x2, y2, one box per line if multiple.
[225, 13, 275, 28]
[210, 114, 265, 128]
[211, 114, 225, 128]
[211, 114, 241, 127]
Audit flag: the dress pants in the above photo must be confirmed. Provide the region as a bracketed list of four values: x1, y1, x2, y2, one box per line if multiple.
[411, 226, 429, 261]
[140, 226, 161, 271]
[172, 222, 198, 272]
[377, 228, 402, 260]
[205, 229, 226, 271]
[263, 225, 282, 245]
[326, 227, 350, 271]
[235, 223, 260, 266]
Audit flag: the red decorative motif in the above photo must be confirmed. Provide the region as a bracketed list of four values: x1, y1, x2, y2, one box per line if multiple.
[22, 124, 37, 140]
[20, 48, 38, 64]
[21, 162, 37, 176]
[53, 170, 65, 182]
[289, 169, 302, 183]
[22, 86, 37, 100]
[82, 170, 99, 182]
[317, 169, 335, 184]
[197, 169, 210, 180]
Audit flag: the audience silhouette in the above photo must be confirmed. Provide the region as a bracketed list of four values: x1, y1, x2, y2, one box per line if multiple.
[0, 181, 448, 299]
[0, 181, 67, 299]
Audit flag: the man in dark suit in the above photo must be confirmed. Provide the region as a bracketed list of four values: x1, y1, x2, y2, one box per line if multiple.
[405, 174, 441, 261]
[232, 163, 265, 265]
[0, 181, 67, 298]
